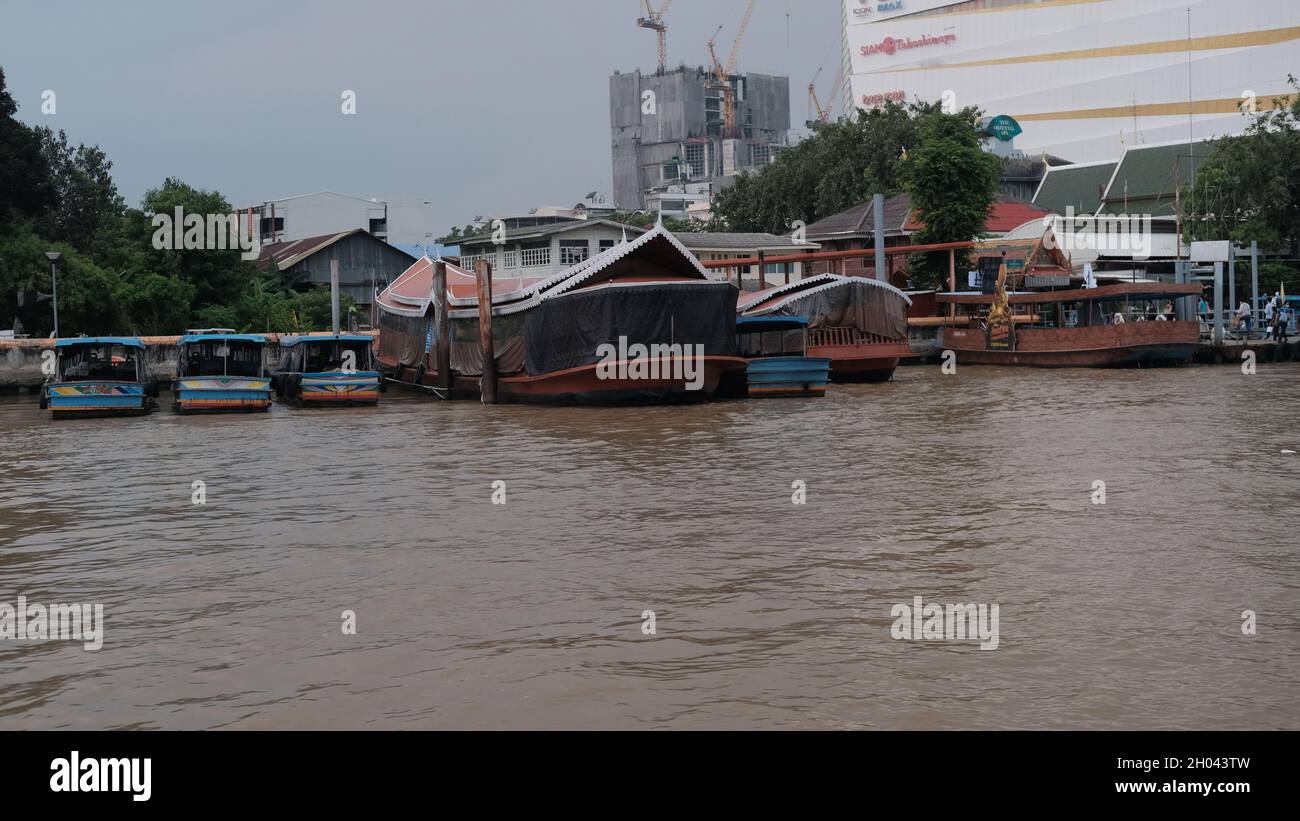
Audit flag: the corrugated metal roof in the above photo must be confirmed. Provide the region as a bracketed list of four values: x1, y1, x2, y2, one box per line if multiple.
[673, 232, 820, 251]
[458, 219, 647, 247]
[254, 229, 416, 272]
[804, 194, 913, 240]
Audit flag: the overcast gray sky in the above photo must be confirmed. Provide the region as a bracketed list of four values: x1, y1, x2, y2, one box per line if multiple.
[1, 0, 841, 232]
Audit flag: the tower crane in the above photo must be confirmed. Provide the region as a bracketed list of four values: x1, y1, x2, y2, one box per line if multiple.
[807, 65, 847, 126]
[637, 0, 674, 74]
[706, 0, 759, 139]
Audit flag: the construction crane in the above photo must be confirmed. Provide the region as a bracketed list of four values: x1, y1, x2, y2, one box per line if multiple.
[807, 65, 847, 126]
[637, 0, 674, 74]
[706, 0, 759, 139]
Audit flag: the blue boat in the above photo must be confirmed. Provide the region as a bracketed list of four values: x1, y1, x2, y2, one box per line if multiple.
[41, 337, 158, 418]
[272, 335, 382, 406]
[173, 331, 272, 413]
[735, 316, 831, 398]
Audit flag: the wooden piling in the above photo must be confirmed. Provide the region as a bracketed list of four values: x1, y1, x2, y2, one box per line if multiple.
[475, 260, 497, 404]
[433, 260, 452, 398]
[330, 258, 341, 335]
[757, 251, 767, 290]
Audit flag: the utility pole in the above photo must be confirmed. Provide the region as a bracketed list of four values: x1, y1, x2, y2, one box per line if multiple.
[330, 258, 341, 335]
[45, 251, 61, 338]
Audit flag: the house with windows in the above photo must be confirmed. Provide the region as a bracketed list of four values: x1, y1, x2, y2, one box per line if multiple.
[254, 229, 418, 317]
[455, 219, 648, 278]
[235, 191, 438, 247]
[673, 232, 820, 289]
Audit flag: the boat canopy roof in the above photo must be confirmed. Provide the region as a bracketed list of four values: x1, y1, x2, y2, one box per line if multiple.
[739, 274, 913, 315]
[278, 334, 373, 346]
[736, 315, 809, 332]
[55, 336, 145, 349]
[936, 282, 1201, 306]
[179, 333, 266, 345]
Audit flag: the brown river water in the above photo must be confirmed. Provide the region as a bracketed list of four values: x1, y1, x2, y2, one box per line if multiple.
[1, 365, 1298, 729]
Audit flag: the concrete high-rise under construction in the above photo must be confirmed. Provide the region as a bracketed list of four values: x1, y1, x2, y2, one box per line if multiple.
[610, 66, 790, 216]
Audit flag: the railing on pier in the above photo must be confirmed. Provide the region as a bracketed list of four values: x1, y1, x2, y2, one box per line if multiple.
[807, 327, 895, 348]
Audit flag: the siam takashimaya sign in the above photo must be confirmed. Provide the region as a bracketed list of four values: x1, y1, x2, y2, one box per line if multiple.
[862, 91, 906, 107]
[860, 32, 956, 57]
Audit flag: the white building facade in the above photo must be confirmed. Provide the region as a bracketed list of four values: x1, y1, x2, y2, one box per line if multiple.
[237, 192, 437, 247]
[841, 0, 1299, 163]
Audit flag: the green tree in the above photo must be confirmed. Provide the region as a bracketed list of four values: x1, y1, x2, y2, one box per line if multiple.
[235, 269, 295, 332]
[293, 286, 355, 332]
[141, 177, 252, 310]
[0, 67, 56, 221]
[709, 101, 942, 234]
[1185, 76, 1300, 253]
[111, 269, 196, 336]
[437, 223, 482, 244]
[34, 127, 125, 253]
[899, 108, 1001, 287]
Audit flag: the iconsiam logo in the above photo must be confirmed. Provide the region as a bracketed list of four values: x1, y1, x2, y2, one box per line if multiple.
[860, 32, 955, 57]
[1044, 208, 1154, 260]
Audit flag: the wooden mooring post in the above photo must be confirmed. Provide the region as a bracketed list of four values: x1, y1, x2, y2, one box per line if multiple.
[475, 260, 497, 404]
[433, 260, 452, 399]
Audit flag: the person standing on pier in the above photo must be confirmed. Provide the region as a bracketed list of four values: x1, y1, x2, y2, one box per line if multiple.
[1237, 300, 1252, 335]
[1265, 295, 1277, 340]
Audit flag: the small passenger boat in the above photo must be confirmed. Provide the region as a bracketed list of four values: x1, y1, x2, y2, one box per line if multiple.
[173, 330, 272, 413]
[734, 315, 831, 398]
[41, 337, 158, 418]
[272, 335, 381, 406]
[737, 274, 913, 382]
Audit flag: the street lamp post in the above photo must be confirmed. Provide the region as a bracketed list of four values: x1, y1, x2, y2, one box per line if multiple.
[45, 251, 61, 339]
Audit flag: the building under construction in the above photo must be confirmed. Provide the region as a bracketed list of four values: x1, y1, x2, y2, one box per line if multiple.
[610, 66, 790, 215]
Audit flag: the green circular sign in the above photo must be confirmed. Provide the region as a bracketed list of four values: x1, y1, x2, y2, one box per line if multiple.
[987, 115, 1023, 142]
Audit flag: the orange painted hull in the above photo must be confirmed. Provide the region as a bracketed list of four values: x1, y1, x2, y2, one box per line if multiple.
[942, 322, 1200, 367]
[807, 341, 910, 382]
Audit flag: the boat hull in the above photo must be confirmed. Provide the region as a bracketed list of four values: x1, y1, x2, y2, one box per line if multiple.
[173, 377, 272, 413]
[745, 357, 831, 398]
[46, 381, 154, 419]
[279, 371, 382, 406]
[941, 322, 1200, 367]
[807, 341, 909, 382]
[446, 356, 748, 405]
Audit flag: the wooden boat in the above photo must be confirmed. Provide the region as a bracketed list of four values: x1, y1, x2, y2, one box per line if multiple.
[938, 280, 1202, 368]
[272, 335, 381, 406]
[732, 315, 831, 398]
[41, 337, 157, 419]
[737, 274, 912, 382]
[173, 331, 271, 413]
[375, 223, 749, 404]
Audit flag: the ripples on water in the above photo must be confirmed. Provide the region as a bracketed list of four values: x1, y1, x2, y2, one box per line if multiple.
[1, 365, 1297, 729]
